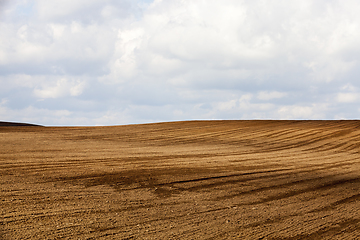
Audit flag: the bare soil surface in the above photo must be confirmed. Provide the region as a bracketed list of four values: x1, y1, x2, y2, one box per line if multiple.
[1, 120, 360, 239]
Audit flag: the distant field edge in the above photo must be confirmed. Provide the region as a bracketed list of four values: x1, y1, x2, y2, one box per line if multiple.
[1, 119, 359, 127]
[0, 121, 43, 127]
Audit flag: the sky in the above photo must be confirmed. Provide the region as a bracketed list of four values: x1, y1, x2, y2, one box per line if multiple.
[1, 0, 360, 126]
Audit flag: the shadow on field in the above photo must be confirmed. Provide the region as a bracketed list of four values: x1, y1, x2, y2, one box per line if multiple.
[52, 166, 360, 201]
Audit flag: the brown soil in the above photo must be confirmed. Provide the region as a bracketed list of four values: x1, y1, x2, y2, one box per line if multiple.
[1, 120, 360, 239]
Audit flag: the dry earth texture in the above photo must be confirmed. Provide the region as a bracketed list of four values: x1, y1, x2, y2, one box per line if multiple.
[1, 120, 360, 239]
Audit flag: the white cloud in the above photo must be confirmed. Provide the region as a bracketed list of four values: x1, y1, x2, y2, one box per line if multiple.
[2, 0, 360, 125]
[277, 104, 327, 119]
[35, 0, 135, 23]
[341, 83, 356, 91]
[336, 92, 358, 103]
[214, 93, 275, 119]
[0, 98, 8, 107]
[257, 91, 287, 101]
[33, 78, 85, 99]
[36, 0, 97, 20]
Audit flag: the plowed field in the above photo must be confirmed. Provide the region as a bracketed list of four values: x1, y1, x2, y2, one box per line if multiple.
[1, 120, 360, 239]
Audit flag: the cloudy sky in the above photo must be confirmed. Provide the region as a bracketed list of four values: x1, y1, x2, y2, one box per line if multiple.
[1, 0, 360, 126]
